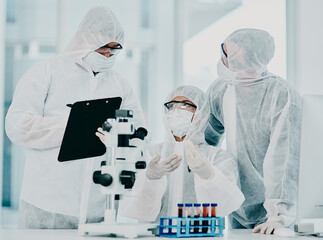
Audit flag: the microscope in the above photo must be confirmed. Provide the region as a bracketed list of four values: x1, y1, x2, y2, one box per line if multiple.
[78, 110, 157, 238]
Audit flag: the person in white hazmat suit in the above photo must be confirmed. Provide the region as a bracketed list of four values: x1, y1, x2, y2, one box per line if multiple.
[205, 29, 302, 235]
[116, 85, 245, 222]
[5, 6, 145, 229]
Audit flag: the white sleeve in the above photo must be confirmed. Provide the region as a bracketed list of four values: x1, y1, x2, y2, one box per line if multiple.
[118, 147, 167, 222]
[5, 61, 67, 150]
[195, 149, 245, 217]
[263, 90, 302, 227]
[119, 171, 167, 222]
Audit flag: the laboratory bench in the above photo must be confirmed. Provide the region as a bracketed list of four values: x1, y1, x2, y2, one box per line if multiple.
[0, 228, 315, 240]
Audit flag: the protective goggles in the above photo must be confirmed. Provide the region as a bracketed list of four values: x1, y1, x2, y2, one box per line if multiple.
[96, 43, 123, 55]
[164, 101, 197, 111]
[221, 43, 227, 58]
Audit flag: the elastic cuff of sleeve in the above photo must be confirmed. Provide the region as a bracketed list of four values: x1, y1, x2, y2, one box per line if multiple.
[197, 168, 215, 181]
[144, 175, 165, 184]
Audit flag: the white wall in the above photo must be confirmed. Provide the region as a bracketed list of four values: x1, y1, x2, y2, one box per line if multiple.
[287, 0, 323, 95]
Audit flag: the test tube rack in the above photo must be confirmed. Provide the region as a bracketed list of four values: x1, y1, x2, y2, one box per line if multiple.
[158, 216, 224, 238]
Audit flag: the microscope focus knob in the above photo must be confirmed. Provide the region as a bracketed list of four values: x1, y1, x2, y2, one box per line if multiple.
[102, 121, 113, 132]
[93, 170, 113, 187]
[120, 170, 136, 189]
[135, 161, 146, 169]
[101, 161, 107, 166]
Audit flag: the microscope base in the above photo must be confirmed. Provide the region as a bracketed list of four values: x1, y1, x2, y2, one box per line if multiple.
[78, 222, 158, 238]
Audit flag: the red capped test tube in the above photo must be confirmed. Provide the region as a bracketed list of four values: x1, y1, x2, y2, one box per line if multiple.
[177, 203, 184, 218]
[185, 203, 193, 234]
[211, 203, 217, 217]
[193, 203, 201, 233]
[185, 203, 192, 218]
[202, 203, 210, 233]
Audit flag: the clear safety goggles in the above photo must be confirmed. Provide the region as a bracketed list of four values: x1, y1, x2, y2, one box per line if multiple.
[96, 43, 123, 55]
[164, 101, 197, 112]
[220, 42, 227, 59]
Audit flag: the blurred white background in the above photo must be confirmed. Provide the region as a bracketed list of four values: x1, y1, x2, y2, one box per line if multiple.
[1, 0, 322, 227]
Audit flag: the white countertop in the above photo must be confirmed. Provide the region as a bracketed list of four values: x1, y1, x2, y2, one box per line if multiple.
[0, 229, 314, 240]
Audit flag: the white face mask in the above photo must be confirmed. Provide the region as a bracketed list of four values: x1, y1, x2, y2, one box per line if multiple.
[166, 108, 194, 138]
[83, 51, 116, 73]
[217, 60, 237, 81]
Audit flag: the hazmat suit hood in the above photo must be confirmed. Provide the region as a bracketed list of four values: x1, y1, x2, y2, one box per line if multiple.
[223, 28, 275, 82]
[63, 6, 124, 66]
[162, 85, 210, 146]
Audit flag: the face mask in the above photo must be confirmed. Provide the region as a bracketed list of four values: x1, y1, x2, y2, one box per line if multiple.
[83, 51, 116, 73]
[166, 108, 194, 138]
[217, 60, 237, 81]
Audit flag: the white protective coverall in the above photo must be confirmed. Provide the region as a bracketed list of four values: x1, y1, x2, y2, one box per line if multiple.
[119, 85, 245, 222]
[5, 6, 144, 228]
[205, 29, 302, 229]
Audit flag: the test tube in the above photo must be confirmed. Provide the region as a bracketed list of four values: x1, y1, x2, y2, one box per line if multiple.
[193, 203, 201, 233]
[211, 203, 217, 217]
[178, 203, 184, 218]
[184, 203, 192, 234]
[202, 203, 210, 233]
[185, 203, 192, 218]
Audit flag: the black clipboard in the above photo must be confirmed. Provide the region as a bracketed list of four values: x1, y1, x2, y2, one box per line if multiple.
[58, 97, 122, 162]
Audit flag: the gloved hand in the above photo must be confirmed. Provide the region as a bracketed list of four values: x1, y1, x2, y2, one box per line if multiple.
[184, 140, 214, 180]
[252, 219, 284, 235]
[146, 154, 182, 180]
[96, 127, 105, 144]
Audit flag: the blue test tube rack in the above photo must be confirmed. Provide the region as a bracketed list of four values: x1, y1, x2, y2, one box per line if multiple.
[158, 216, 224, 238]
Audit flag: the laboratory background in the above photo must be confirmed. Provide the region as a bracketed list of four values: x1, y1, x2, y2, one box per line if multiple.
[0, 0, 322, 228]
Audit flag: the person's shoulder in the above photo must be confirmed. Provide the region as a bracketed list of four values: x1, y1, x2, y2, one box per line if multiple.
[207, 78, 227, 91]
[106, 70, 129, 85]
[267, 75, 301, 105]
[206, 79, 227, 111]
[51, 55, 83, 69]
[21, 58, 54, 78]
[29, 55, 70, 70]
[108, 69, 125, 80]
[109, 71, 138, 94]
[53, 54, 72, 62]
[267, 75, 295, 93]
[32, 57, 53, 68]
[206, 79, 227, 98]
